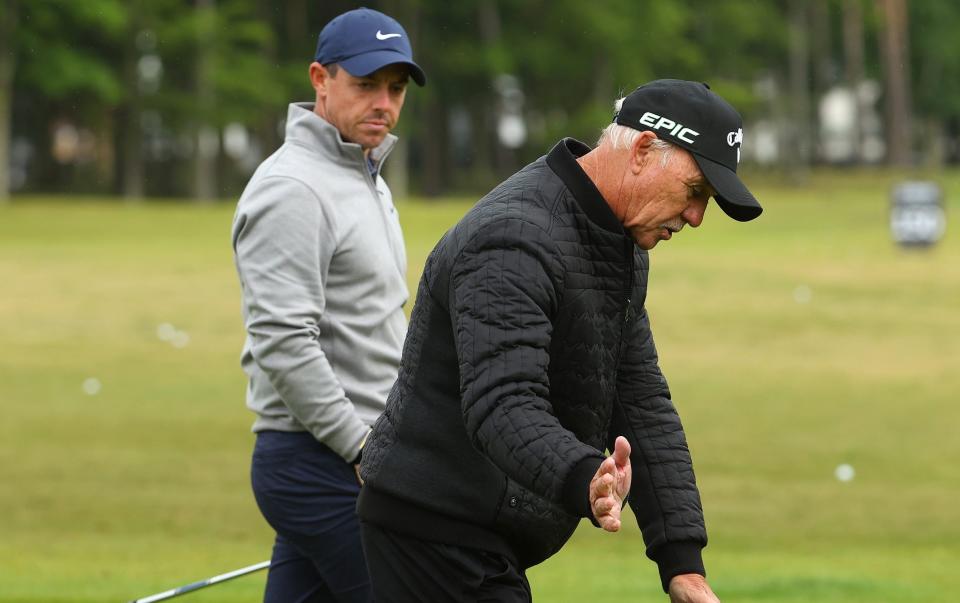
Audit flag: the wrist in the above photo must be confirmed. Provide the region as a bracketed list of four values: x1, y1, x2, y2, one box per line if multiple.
[560, 456, 604, 518]
[350, 429, 371, 465]
[653, 541, 705, 593]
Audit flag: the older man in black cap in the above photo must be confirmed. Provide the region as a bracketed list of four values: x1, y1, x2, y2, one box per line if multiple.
[231, 7, 424, 603]
[358, 79, 761, 602]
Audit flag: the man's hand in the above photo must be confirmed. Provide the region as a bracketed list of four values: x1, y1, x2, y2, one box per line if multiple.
[354, 464, 363, 486]
[589, 436, 631, 532]
[669, 574, 720, 603]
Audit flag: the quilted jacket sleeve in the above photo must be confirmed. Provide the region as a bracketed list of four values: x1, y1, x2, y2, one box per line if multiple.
[449, 217, 605, 515]
[609, 305, 708, 592]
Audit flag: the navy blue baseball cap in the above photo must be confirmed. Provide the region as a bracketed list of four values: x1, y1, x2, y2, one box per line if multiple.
[615, 79, 761, 221]
[315, 7, 426, 86]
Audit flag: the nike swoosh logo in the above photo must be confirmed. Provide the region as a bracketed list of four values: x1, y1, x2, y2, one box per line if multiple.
[376, 30, 401, 40]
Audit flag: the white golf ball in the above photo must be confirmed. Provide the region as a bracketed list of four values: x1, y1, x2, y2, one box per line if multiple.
[82, 377, 102, 396]
[793, 285, 813, 304]
[834, 463, 855, 482]
[157, 322, 177, 341]
[171, 330, 191, 349]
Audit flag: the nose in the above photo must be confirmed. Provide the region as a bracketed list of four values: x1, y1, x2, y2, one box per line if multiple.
[371, 84, 393, 111]
[683, 198, 708, 228]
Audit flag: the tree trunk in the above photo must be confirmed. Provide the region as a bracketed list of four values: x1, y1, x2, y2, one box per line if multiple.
[0, 0, 17, 202]
[120, 111, 144, 199]
[877, 0, 912, 166]
[843, 0, 866, 163]
[193, 0, 218, 202]
[809, 0, 830, 161]
[420, 94, 444, 197]
[379, 0, 415, 198]
[479, 0, 514, 178]
[810, 0, 831, 93]
[251, 0, 281, 179]
[922, 117, 945, 168]
[120, 1, 144, 200]
[285, 0, 307, 52]
[785, 0, 811, 181]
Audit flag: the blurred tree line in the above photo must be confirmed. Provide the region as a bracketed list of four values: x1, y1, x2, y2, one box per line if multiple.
[2, 0, 959, 203]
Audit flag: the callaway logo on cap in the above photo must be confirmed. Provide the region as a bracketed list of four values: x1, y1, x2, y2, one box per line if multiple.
[614, 79, 761, 221]
[315, 7, 426, 86]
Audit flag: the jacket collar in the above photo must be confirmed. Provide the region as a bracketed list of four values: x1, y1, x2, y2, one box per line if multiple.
[545, 138, 624, 235]
[284, 102, 398, 172]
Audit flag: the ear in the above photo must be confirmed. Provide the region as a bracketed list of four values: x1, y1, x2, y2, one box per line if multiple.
[628, 130, 659, 174]
[309, 62, 331, 98]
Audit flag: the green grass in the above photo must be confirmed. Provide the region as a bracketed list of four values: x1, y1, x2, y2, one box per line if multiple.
[1, 173, 958, 602]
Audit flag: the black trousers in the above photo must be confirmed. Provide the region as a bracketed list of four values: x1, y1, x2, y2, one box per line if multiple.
[361, 522, 531, 603]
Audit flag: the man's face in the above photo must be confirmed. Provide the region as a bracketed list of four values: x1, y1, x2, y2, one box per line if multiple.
[311, 62, 409, 150]
[619, 145, 713, 250]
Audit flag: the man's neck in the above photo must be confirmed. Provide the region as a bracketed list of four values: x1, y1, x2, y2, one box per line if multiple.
[576, 147, 622, 217]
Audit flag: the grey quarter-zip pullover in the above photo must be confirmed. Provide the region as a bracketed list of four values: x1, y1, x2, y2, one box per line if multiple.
[232, 102, 408, 462]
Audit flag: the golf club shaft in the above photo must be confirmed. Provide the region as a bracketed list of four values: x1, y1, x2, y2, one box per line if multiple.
[129, 560, 270, 603]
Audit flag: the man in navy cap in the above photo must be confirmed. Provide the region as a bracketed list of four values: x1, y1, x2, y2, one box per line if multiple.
[359, 80, 760, 601]
[231, 7, 424, 602]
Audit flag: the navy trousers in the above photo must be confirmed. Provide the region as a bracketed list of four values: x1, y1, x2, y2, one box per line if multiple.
[251, 430, 370, 603]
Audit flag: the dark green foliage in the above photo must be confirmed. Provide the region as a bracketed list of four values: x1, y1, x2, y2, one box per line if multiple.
[5, 0, 960, 197]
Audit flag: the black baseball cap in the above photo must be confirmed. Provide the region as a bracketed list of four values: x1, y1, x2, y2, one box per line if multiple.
[614, 79, 761, 221]
[315, 7, 426, 86]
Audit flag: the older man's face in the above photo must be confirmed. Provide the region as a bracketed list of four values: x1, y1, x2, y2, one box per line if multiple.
[620, 147, 713, 250]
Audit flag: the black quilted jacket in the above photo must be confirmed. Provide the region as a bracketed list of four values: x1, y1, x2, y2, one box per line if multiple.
[359, 138, 707, 591]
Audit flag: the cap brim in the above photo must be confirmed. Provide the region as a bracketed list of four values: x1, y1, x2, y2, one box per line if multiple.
[691, 154, 762, 222]
[339, 50, 426, 86]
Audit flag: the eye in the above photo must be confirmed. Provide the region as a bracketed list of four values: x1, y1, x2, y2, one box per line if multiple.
[687, 182, 713, 201]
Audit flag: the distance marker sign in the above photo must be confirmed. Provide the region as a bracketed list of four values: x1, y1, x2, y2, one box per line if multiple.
[890, 181, 946, 247]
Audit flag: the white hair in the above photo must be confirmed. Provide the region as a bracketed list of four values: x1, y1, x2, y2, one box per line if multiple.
[597, 97, 676, 167]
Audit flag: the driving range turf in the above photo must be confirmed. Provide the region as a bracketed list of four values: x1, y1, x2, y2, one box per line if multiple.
[1, 171, 958, 602]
